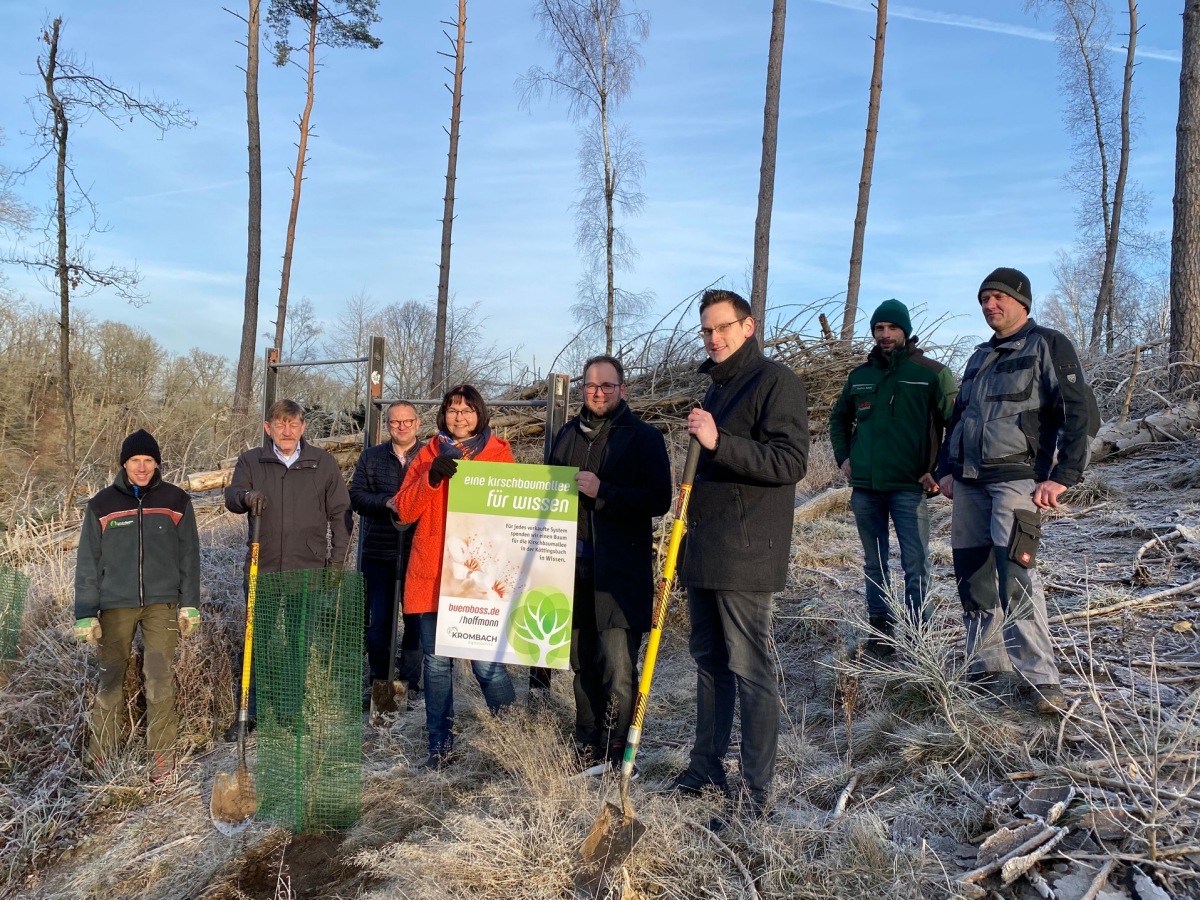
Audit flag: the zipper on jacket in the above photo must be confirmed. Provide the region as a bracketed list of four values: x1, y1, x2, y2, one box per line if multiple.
[137, 491, 146, 607]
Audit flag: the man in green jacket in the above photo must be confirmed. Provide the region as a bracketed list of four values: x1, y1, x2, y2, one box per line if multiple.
[829, 299, 957, 655]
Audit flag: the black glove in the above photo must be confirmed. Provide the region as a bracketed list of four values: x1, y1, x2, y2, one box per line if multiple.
[243, 490, 267, 516]
[428, 455, 458, 487]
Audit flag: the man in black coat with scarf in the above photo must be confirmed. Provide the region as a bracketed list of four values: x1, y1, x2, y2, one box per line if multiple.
[674, 289, 809, 824]
[550, 354, 672, 773]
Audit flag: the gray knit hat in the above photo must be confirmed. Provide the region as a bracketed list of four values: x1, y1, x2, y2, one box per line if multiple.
[978, 267, 1032, 310]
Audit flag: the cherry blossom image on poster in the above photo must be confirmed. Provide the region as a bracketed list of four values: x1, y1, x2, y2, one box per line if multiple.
[435, 460, 578, 668]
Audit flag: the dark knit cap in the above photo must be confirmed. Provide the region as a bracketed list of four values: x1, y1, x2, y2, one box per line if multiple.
[869, 298, 912, 338]
[978, 267, 1032, 310]
[120, 429, 161, 465]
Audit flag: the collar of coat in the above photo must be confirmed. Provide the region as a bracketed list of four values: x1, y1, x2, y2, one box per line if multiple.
[867, 336, 921, 369]
[979, 317, 1038, 352]
[115, 468, 163, 497]
[698, 336, 763, 383]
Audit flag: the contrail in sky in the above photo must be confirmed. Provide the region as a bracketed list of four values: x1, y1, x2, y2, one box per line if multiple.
[810, 0, 1181, 63]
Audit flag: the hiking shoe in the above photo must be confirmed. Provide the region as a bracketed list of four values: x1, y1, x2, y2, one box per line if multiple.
[667, 768, 727, 796]
[1028, 684, 1067, 715]
[406, 688, 423, 711]
[150, 752, 175, 783]
[966, 672, 1016, 700]
[862, 636, 896, 660]
[223, 718, 256, 743]
[419, 749, 458, 771]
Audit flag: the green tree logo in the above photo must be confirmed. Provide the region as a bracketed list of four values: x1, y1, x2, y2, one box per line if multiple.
[505, 587, 571, 667]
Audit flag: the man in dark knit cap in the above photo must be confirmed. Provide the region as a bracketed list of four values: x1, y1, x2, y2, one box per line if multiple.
[830, 299, 957, 656]
[937, 268, 1099, 714]
[74, 429, 201, 779]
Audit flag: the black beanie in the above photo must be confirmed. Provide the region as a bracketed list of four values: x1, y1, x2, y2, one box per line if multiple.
[978, 267, 1032, 310]
[869, 298, 913, 338]
[120, 429, 161, 465]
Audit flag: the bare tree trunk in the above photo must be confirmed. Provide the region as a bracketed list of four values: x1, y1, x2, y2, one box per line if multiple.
[751, 0, 786, 332]
[273, 0, 319, 353]
[42, 19, 76, 478]
[233, 0, 262, 431]
[1171, 0, 1200, 393]
[1095, 0, 1138, 354]
[599, 25, 615, 357]
[432, 0, 467, 395]
[841, 0, 887, 344]
[602, 92, 615, 356]
[1070, 3, 1115, 351]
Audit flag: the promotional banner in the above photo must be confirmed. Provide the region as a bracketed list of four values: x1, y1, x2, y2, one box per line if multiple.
[435, 460, 578, 669]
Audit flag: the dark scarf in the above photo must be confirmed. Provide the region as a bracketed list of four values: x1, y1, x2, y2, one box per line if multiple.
[578, 399, 625, 440]
[436, 426, 493, 461]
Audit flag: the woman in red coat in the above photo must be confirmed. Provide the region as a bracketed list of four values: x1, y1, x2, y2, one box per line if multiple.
[395, 384, 516, 768]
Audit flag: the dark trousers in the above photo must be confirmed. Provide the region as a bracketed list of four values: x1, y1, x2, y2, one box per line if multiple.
[361, 556, 423, 688]
[686, 587, 780, 800]
[570, 562, 642, 761]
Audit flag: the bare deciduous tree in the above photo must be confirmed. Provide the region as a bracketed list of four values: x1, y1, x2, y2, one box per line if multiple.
[433, 0, 468, 395]
[376, 298, 505, 398]
[519, 0, 651, 355]
[841, 0, 887, 343]
[751, 0, 787, 332]
[1027, 0, 1141, 353]
[267, 0, 381, 351]
[7, 17, 192, 484]
[1171, 0, 1200, 392]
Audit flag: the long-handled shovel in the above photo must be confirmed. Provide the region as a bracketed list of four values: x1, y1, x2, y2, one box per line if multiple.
[575, 437, 701, 896]
[369, 562, 406, 722]
[211, 515, 260, 836]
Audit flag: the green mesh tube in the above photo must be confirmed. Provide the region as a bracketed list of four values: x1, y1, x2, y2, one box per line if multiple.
[0, 565, 30, 663]
[253, 568, 364, 833]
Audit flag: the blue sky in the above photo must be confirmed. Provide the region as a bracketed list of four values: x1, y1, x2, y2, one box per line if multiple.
[0, 1, 1184, 379]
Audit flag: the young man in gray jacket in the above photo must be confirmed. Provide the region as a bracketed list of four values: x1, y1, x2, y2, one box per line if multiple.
[937, 268, 1099, 714]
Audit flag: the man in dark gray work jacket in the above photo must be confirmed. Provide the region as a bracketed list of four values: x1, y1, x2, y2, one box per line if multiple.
[222, 398, 353, 738]
[671, 289, 809, 826]
[937, 268, 1099, 715]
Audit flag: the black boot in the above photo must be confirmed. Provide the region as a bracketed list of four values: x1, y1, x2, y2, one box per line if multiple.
[863, 614, 895, 659]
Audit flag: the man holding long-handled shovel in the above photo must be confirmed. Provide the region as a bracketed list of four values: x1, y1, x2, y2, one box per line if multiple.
[221, 399, 352, 740]
[672, 289, 809, 827]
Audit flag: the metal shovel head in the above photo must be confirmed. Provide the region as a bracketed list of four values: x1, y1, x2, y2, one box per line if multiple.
[369, 678, 404, 723]
[210, 767, 257, 837]
[574, 802, 647, 896]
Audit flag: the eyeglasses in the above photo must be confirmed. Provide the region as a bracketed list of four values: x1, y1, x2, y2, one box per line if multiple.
[582, 382, 620, 395]
[388, 418, 418, 429]
[446, 407, 477, 419]
[698, 318, 748, 340]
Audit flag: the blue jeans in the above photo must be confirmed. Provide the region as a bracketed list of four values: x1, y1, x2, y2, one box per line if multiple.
[685, 588, 780, 800]
[416, 611, 515, 754]
[361, 556, 422, 688]
[849, 488, 932, 625]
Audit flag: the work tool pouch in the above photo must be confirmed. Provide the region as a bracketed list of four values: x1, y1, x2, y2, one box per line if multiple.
[1007, 509, 1042, 569]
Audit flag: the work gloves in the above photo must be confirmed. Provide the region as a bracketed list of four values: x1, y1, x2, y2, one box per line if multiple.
[242, 490, 268, 516]
[428, 456, 458, 488]
[73, 617, 102, 644]
[178, 606, 201, 637]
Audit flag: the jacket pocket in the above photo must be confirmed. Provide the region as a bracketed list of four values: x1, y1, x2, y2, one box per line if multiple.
[733, 487, 751, 549]
[850, 383, 878, 422]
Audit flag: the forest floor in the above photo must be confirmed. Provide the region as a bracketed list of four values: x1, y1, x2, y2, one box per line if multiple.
[1, 441, 1198, 900]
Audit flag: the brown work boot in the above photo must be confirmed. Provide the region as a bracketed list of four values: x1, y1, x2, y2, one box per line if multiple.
[1028, 684, 1067, 715]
